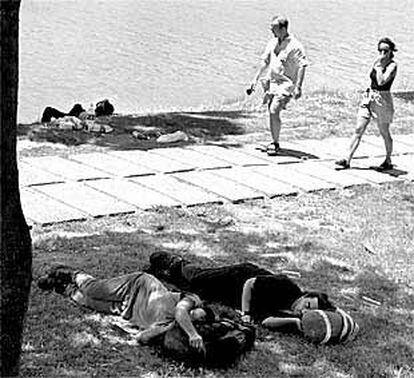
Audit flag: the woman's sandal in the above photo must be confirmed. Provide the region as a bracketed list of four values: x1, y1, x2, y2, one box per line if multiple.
[266, 142, 280, 156]
[335, 159, 350, 169]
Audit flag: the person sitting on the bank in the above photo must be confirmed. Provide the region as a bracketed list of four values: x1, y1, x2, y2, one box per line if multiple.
[148, 252, 336, 330]
[38, 265, 207, 351]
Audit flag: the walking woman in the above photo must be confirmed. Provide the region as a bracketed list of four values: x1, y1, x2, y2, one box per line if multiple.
[336, 37, 398, 170]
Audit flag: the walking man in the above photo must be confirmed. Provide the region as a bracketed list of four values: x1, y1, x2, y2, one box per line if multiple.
[249, 16, 308, 155]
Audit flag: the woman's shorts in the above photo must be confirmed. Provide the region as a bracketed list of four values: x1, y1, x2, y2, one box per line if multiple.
[357, 90, 394, 124]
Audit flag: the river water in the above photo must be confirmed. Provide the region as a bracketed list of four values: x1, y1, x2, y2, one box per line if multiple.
[19, 0, 414, 123]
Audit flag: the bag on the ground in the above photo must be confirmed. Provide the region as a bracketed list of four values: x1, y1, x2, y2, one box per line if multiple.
[301, 308, 359, 344]
[162, 318, 255, 367]
[95, 99, 114, 117]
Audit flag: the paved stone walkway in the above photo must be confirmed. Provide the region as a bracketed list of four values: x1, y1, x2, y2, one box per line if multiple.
[19, 134, 414, 225]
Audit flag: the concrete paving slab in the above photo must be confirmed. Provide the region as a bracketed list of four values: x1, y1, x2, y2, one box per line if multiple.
[70, 153, 153, 177]
[393, 134, 414, 149]
[383, 155, 414, 181]
[173, 170, 264, 202]
[18, 161, 64, 187]
[238, 143, 305, 164]
[20, 187, 87, 224]
[346, 159, 403, 184]
[35, 182, 135, 217]
[212, 167, 298, 197]
[363, 135, 411, 156]
[26, 156, 110, 181]
[188, 145, 269, 166]
[387, 134, 414, 154]
[254, 165, 337, 192]
[288, 139, 338, 160]
[150, 147, 231, 170]
[87, 178, 181, 209]
[293, 161, 373, 188]
[130, 175, 223, 206]
[109, 150, 193, 173]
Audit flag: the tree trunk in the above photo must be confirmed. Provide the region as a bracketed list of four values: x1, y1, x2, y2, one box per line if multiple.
[1, 1, 33, 376]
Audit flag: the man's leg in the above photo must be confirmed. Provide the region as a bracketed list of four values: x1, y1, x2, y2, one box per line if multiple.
[267, 94, 291, 155]
[68, 272, 141, 314]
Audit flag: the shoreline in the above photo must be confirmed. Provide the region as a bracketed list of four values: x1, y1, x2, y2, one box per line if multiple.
[17, 90, 414, 159]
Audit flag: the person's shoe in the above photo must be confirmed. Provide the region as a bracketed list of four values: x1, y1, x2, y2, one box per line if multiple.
[38, 265, 77, 294]
[266, 142, 280, 156]
[335, 159, 350, 169]
[377, 160, 393, 171]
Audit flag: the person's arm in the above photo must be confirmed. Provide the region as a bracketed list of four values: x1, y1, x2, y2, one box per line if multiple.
[262, 316, 301, 331]
[241, 277, 257, 322]
[249, 42, 271, 91]
[175, 297, 205, 352]
[293, 66, 306, 99]
[374, 62, 397, 86]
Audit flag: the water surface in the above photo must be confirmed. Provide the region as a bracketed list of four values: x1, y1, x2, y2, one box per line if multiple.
[19, 0, 414, 122]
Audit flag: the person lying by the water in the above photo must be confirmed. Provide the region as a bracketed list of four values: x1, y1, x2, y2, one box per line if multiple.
[148, 252, 336, 330]
[38, 265, 207, 351]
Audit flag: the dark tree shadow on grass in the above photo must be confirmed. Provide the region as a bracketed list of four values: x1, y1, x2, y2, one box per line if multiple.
[17, 110, 255, 151]
[23, 222, 414, 377]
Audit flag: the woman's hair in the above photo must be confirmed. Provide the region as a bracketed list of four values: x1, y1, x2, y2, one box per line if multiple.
[202, 306, 217, 323]
[378, 37, 397, 58]
[303, 291, 336, 311]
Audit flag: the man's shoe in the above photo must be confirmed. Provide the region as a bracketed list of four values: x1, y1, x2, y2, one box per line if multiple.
[38, 265, 77, 294]
[266, 142, 280, 156]
[335, 159, 350, 169]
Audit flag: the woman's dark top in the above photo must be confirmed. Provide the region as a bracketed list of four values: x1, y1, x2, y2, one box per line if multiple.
[370, 61, 395, 91]
[182, 263, 273, 309]
[251, 275, 304, 321]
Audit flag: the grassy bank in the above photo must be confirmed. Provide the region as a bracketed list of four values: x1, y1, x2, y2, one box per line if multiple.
[18, 90, 414, 377]
[17, 90, 414, 158]
[22, 182, 414, 377]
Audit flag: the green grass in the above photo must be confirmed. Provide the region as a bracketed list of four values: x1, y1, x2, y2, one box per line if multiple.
[21, 182, 414, 377]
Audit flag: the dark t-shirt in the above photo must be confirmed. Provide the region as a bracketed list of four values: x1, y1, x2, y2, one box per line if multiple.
[251, 275, 304, 321]
[183, 263, 272, 308]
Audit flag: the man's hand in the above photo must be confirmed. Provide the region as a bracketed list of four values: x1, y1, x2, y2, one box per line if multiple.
[246, 82, 256, 95]
[293, 86, 302, 99]
[189, 333, 205, 353]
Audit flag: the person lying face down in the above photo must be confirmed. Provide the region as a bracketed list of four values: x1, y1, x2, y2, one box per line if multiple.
[148, 252, 336, 330]
[38, 265, 209, 352]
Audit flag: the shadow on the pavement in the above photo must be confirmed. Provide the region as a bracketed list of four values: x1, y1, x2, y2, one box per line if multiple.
[351, 165, 409, 178]
[18, 110, 254, 151]
[277, 148, 319, 160]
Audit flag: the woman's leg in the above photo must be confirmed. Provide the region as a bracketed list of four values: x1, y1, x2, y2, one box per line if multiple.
[377, 122, 393, 164]
[342, 115, 370, 166]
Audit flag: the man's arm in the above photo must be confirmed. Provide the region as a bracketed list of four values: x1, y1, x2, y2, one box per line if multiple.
[175, 298, 205, 352]
[293, 66, 306, 99]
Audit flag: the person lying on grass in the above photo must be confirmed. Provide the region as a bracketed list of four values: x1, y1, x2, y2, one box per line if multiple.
[148, 252, 335, 330]
[38, 265, 209, 352]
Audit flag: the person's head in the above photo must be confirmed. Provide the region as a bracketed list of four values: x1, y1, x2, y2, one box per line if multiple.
[377, 37, 397, 60]
[270, 16, 289, 39]
[190, 306, 216, 323]
[291, 291, 336, 315]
